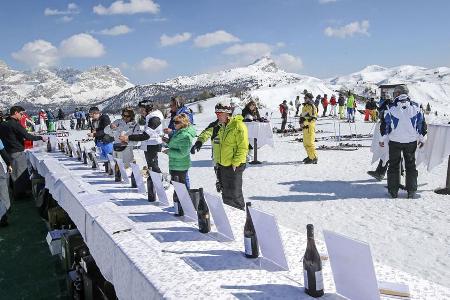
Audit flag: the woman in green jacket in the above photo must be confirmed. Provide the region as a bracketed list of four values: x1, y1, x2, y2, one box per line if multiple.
[163, 113, 196, 188]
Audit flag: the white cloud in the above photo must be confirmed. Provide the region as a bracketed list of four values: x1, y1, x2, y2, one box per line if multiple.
[137, 57, 168, 72]
[12, 40, 59, 68]
[160, 32, 191, 47]
[93, 0, 159, 15]
[318, 0, 337, 4]
[59, 16, 74, 23]
[324, 20, 370, 38]
[94, 25, 133, 36]
[223, 43, 272, 58]
[59, 33, 105, 58]
[139, 17, 167, 23]
[44, 3, 80, 16]
[194, 30, 240, 48]
[273, 53, 303, 72]
[275, 42, 286, 48]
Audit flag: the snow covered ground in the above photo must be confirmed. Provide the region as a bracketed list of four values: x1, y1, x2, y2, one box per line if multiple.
[67, 94, 450, 290]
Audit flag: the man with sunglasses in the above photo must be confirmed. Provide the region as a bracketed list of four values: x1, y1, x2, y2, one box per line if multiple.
[213, 100, 248, 210]
[379, 85, 427, 198]
[0, 106, 46, 200]
[87, 107, 113, 160]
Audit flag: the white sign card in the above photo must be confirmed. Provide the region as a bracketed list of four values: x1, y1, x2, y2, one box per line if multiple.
[203, 193, 235, 241]
[49, 135, 58, 151]
[248, 207, 289, 270]
[84, 147, 91, 164]
[172, 181, 197, 222]
[114, 158, 130, 184]
[149, 171, 169, 206]
[76, 143, 83, 159]
[130, 163, 146, 194]
[323, 230, 380, 300]
[70, 141, 78, 158]
[106, 154, 115, 175]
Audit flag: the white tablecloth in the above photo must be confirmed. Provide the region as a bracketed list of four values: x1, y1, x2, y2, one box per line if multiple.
[245, 122, 274, 148]
[27, 150, 450, 300]
[417, 124, 450, 171]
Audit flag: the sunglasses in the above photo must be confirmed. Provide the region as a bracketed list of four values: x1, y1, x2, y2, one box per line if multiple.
[174, 121, 182, 125]
[122, 114, 132, 118]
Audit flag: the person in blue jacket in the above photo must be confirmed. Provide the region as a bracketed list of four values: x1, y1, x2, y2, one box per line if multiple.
[164, 96, 194, 136]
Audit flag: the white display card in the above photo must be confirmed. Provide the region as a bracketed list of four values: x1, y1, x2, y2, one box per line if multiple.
[323, 230, 380, 300]
[248, 207, 289, 270]
[114, 158, 129, 184]
[130, 163, 146, 194]
[149, 171, 169, 206]
[172, 181, 197, 222]
[203, 192, 234, 241]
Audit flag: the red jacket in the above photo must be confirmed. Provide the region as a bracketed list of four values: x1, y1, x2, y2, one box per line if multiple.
[330, 96, 337, 105]
[321, 97, 329, 107]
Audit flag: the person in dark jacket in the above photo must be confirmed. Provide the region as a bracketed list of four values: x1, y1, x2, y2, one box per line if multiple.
[165, 96, 194, 136]
[0, 138, 12, 227]
[338, 94, 346, 119]
[87, 106, 113, 160]
[0, 106, 45, 200]
[57, 108, 65, 130]
[279, 100, 288, 132]
[241, 100, 261, 122]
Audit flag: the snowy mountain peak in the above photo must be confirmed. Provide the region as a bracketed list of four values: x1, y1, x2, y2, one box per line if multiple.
[360, 65, 387, 73]
[0, 60, 8, 69]
[0, 62, 134, 110]
[248, 56, 279, 72]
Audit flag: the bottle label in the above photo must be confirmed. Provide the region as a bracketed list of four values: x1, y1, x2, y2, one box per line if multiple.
[61, 245, 66, 259]
[174, 202, 179, 214]
[303, 270, 309, 289]
[315, 270, 324, 291]
[244, 237, 252, 255]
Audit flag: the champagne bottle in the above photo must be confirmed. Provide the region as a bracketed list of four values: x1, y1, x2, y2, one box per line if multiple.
[103, 161, 109, 173]
[244, 202, 259, 258]
[130, 170, 137, 188]
[47, 139, 52, 152]
[90, 153, 97, 169]
[82, 149, 88, 165]
[77, 141, 82, 161]
[147, 169, 156, 202]
[196, 188, 211, 233]
[303, 224, 324, 297]
[114, 161, 121, 182]
[65, 139, 69, 155]
[172, 175, 184, 216]
[67, 139, 73, 157]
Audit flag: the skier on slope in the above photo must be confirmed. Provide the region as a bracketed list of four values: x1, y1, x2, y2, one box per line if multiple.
[346, 92, 355, 123]
[279, 100, 289, 132]
[338, 93, 346, 119]
[329, 94, 337, 118]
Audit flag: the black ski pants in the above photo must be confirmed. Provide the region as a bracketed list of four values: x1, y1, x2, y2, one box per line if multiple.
[387, 141, 418, 193]
[170, 170, 188, 188]
[218, 163, 246, 210]
[281, 116, 287, 132]
[144, 144, 162, 173]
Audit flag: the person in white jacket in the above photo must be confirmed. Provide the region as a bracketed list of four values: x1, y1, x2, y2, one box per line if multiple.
[119, 99, 164, 173]
[379, 85, 427, 199]
[105, 107, 140, 167]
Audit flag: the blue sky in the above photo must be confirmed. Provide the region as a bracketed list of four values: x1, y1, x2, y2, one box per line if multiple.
[1, 0, 449, 84]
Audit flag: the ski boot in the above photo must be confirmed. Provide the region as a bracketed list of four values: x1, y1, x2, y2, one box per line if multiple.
[367, 171, 384, 181]
[388, 190, 398, 199]
[407, 191, 416, 199]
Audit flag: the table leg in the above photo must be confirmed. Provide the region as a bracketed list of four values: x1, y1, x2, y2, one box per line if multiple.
[434, 155, 450, 195]
[249, 138, 261, 165]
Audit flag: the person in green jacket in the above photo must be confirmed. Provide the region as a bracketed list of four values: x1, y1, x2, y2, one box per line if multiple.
[214, 100, 249, 210]
[163, 113, 196, 189]
[346, 91, 356, 123]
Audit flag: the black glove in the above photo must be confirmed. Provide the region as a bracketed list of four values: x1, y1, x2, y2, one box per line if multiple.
[190, 141, 202, 154]
[216, 180, 223, 193]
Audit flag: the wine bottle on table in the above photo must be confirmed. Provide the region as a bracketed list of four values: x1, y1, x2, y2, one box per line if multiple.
[303, 224, 324, 298]
[244, 202, 259, 258]
[103, 161, 109, 173]
[147, 168, 156, 202]
[114, 161, 121, 182]
[196, 188, 211, 233]
[47, 139, 52, 152]
[172, 175, 184, 216]
[82, 149, 88, 165]
[130, 169, 137, 188]
[77, 141, 82, 161]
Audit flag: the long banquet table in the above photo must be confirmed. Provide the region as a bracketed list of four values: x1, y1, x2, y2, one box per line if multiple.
[27, 148, 450, 300]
